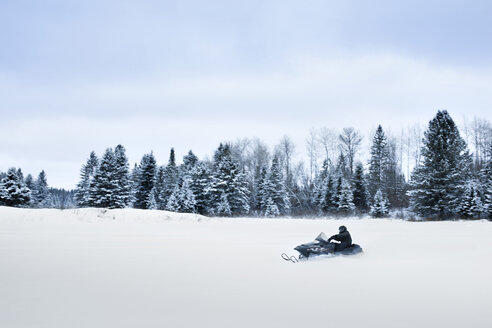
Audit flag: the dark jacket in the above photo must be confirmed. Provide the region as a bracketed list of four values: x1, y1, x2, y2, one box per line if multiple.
[329, 230, 352, 251]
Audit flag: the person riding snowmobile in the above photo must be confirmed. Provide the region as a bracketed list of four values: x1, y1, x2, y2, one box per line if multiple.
[327, 225, 352, 252]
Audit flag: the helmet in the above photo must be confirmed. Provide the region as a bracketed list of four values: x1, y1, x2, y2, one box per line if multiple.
[339, 225, 347, 233]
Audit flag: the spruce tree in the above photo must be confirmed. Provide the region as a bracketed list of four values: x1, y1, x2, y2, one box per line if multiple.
[209, 144, 250, 216]
[113, 145, 131, 208]
[89, 148, 119, 208]
[34, 170, 52, 208]
[337, 180, 355, 215]
[368, 125, 389, 199]
[256, 166, 268, 214]
[0, 168, 31, 207]
[152, 166, 167, 210]
[485, 186, 492, 220]
[352, 163, 369, 212]
[268, 156, 290, 215]
[264, 197, 280, 217]
[480, 150, 492, 220]
[166, 178, 197, 213]
[188, 162, 211, 215]
[459, 182, 483, 219]
[408, 110, 472, 218]
[162, 148, 179, 206]
[133, 152, 157, 209]
[320, 175, 337, 214]
[182, 150, 198, 171]
[370, 189, 390, 218]
[216, 191, 232, 216]
[75, 151, 99, 207]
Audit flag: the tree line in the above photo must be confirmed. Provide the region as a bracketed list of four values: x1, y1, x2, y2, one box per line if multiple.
[0, 169, 75, 209]
[1, 110, 491, 219]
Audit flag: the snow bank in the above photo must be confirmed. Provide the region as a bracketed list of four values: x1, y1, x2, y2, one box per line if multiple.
[1, 206, 491, 328]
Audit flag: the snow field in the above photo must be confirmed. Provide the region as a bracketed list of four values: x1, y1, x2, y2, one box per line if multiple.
[1, 207, 491, 328]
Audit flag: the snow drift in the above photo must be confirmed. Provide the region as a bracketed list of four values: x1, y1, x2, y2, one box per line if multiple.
[1, 206, 491, 328]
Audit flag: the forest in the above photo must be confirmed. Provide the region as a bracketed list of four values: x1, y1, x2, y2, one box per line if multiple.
[1, 110, 491, 220]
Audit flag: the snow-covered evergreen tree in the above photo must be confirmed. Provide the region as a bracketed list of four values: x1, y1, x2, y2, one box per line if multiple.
[166, 178, 196, 213]
[264, 197, 280, 217]
[313, 160, 330, 210]
[75, 151, 99, 207]
[165, 186, 180, 212]
[89, 148, 119, 208]
[352, 163, 369, 212]
[188, 162, 211, 215]
[152, 166, 166, 210]
[208, 143, 250, 216]
[161, 148, 179, 206]
[320, 175, 337, 214]
[255, 166, 268, 214]
[337, 180, 355, 215]
[133, 152, 157, 209]
[480, 150, 492, 220]
[0, 168, 31, 207]
[485, 186, 492, 220]
[265, 156, 290, 215]
[408, 110, 472, 218]
[182, 150, 198, 172]
[368, 125, 389, 199]
[370, 189, 390, 218]
[459, 182, 483, 219]
[25, 174, 35, 191]
[24, 174, 35, 206]
[215, 190, 232, 216]
[34, 170, 52, 208]
[113, 145, 131, 208]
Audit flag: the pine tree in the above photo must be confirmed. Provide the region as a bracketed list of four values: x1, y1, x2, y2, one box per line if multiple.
[162, 148, 179, 206]
[165, 186, 180, 212]
[216, 190, 232, 216]
[266, 156, 290, 215]
[152, 166, 167, 210]
[370, 189, 390, 218]
[368, 125, 389, 199]
[459, 182, 483, 219]
[320, 175, 337, 214]
[24, 174, 35, 206]
[75, 151, 99, 207]
[264, 197, 280, 217]
[133, 152, 157, 209]
[256, 166, 268, 214]
[182, 150, 199, 171]
[408, 110, 472, 218]
[208, 144, 250, 216]
[338, 180, 355, 215]
[34, 170, 52, 208]
[166, 178, 197, 213]
[113, 145, 131, 208]
[188, 162, 211, 215]
[313, 160, 330, 210]
[352, 163, 369, 212]
[89, 148, 119, 208]
[0, 168, 31, 207]
[480, 150, 492, 220]
[485, 186, 492, 220]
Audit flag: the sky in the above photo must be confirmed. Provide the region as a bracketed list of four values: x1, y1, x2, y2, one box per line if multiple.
[1, 0, 492, 189]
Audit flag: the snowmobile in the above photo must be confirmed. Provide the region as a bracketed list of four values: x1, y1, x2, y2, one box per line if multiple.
[281, 232, 363, 263]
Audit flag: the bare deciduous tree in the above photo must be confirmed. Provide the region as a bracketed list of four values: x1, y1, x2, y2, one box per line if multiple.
[338, 127, 363, 175]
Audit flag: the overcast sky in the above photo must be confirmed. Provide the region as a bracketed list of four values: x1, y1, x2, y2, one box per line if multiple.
[1, 0, 492, 189]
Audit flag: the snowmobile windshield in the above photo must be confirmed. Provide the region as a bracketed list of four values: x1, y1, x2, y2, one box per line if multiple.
[315, 232, 327, 242]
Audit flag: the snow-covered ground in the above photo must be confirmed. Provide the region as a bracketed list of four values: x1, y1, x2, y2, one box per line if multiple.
[1, 206, 491, 328]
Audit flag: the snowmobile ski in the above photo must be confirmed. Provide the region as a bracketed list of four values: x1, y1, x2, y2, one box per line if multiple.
[281, 253, 299, 263]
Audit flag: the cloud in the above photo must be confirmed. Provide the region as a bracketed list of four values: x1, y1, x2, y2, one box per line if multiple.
[1, 52, 492, 188]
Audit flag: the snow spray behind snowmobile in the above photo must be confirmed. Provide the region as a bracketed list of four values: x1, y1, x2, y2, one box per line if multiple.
[282, 232, 363, 263]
